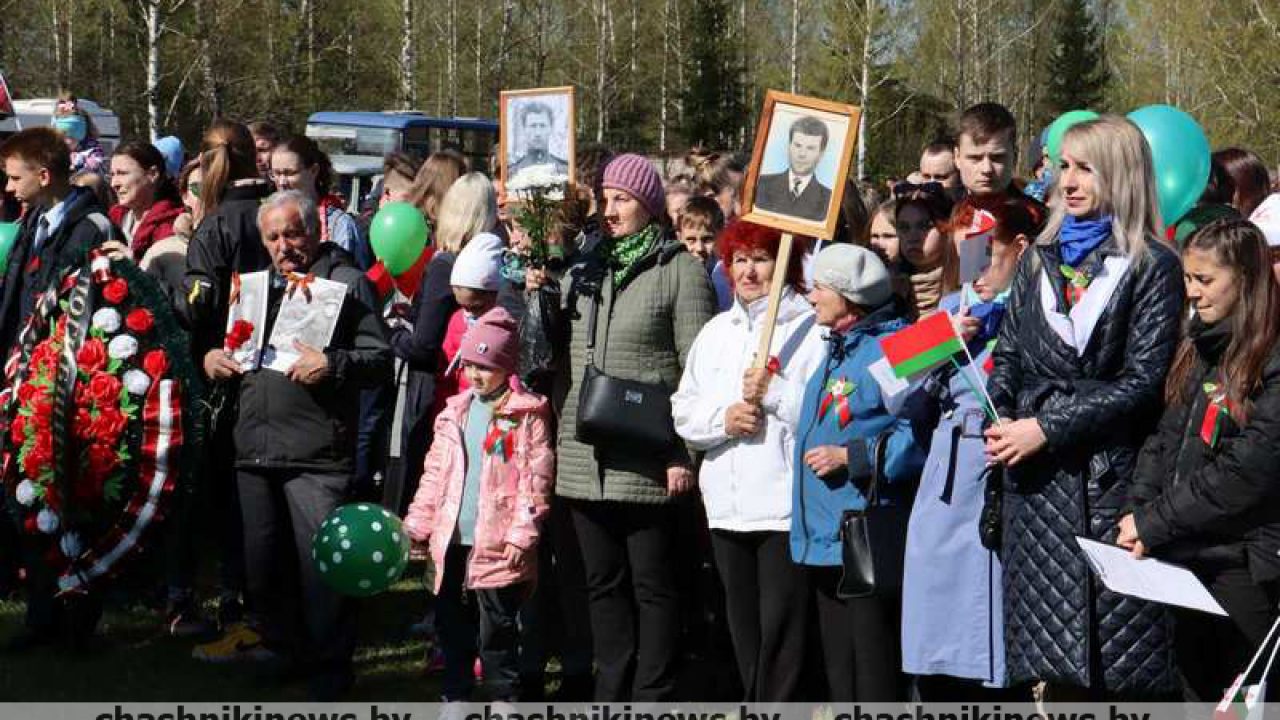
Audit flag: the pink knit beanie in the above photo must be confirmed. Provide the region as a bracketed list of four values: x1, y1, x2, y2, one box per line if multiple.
[602, 153, 666, 222]
[458, 307, 519, 374]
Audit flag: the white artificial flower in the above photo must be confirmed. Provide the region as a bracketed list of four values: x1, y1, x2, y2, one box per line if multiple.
[15, 479, 36, 506]
[92, 308, 122, 334]
[37, 508, 60, 534]
[108, 334, 139, 360]
[59, 532, 82, 558]
[123, 368, 152, 396]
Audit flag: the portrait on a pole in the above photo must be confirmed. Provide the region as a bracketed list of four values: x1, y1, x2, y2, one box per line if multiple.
[499, 86, 575, 188]
[742, 90, 860, 240]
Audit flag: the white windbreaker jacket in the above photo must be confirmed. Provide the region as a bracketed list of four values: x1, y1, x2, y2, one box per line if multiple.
[672, 288, 827, 532]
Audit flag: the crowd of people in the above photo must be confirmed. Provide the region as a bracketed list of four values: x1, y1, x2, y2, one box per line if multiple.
[1, 95, 1280, 707]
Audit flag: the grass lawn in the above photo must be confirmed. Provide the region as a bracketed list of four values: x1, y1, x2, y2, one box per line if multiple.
[0, 568, 443, 702]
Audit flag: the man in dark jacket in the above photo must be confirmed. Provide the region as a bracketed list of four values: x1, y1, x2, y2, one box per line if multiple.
[0, 127, 112, 650]
[753, 115, 833, 222]
[202, 190, 391, 699]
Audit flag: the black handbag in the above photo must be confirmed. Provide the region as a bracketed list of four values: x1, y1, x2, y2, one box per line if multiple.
[574, 291, 680, 454]
[837, 431, 912, 599]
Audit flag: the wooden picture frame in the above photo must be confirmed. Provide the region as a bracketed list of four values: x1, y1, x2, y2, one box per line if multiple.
[740, 90, 861, 241]
[499, 86, 576, 189]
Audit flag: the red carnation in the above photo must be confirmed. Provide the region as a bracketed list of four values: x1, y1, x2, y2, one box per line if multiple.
[86, 372, 123, 407]
[76, 338, 108, 373]
[125, 308, 154, 335]
[142, 349, 169, 380]
[224, 320, 255, 352]
[103, 278, 129, 304]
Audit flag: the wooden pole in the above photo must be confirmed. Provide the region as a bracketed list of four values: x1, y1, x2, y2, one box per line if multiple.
[751, 232, 795, 369]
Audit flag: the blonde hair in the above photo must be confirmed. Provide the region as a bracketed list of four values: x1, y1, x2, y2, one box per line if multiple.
[434, 172, 497, 253]
[407, 150, 467, 222]
[1042, 115, 1163, 265]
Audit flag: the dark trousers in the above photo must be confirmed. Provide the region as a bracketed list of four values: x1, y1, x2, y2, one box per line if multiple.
[20, 531, 102, 643]
[809, 565, 903, 701]
[436, 543, 527, 700]
[570, 499, 681, 701]
[1177, 565, 1280, 701]
[518, 500, 594, 680]
[710, 529, 809, 702]
[237, 468, 356, 677]
[207, 403, 246, 620]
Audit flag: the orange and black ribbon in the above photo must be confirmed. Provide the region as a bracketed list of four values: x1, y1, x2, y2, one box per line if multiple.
[286, 272, 316, 302]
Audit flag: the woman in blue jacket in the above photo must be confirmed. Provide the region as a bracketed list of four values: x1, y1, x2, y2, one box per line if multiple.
[793, 243, 926, 701]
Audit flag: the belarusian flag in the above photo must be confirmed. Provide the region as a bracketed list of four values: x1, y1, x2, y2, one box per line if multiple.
[879, 311, 964, 379]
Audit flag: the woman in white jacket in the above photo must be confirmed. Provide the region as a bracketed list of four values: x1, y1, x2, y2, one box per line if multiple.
[672, 221, 826, 701]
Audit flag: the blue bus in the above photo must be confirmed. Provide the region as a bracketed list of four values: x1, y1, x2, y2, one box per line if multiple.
[305, 111, 498, 173]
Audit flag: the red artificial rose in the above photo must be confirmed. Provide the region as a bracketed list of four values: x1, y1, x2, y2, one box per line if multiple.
[73, 408, 94, 441]
[21, 437, 51, 479]
[225, 319, 255, 351]
[89, 407, 127, 443]
[76, 338, 108, 373]
[86, 372, 123, 407]
[17, 381, 39, 407]
[9, 415, 25, 446]
[125, 308, 154, 335]
[86, 441, 118, 479]
[30, 396, 54, 432]
[142, 349, 170, 379]
[103, 278, 129, 304]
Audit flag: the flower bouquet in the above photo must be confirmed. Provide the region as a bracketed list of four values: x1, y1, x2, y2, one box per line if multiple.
[505, 165, 569, 270]
[0, 249, 199, 593]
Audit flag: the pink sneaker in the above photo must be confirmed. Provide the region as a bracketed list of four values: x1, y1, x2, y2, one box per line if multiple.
[474, 657, 484, 681]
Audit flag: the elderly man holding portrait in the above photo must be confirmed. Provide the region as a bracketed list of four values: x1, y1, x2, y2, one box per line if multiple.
[201, 190, 392, 700]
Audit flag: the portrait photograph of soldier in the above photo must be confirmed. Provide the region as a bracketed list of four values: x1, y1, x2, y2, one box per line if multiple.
[500, 86, 575, 187]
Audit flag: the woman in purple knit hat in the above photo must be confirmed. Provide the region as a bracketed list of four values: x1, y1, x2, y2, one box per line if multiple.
[552, 153, 718, 700]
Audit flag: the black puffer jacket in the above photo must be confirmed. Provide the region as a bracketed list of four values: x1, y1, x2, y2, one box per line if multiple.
[1130, 320, 1280, 582]
[987, 236, 1184, 694]
[232, 245, 392, 472]
[179, 180, 274, 362]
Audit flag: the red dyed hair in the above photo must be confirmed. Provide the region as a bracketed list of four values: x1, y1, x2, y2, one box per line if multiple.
[717, 220, 808, 295]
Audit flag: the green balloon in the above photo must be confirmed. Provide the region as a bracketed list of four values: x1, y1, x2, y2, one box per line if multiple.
[369, 202, 428, 275]
[1045, 110, 1100, 166]
[0, 222, 19, 276]
[311, 503, 411, 597]
[1128, 104, 1212, 226]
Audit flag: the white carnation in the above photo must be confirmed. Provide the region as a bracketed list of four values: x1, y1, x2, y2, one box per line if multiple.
[37, 508, 60, 534]
[123, 368, 152, 396]
[59, 532, 82, 558]
[15, 479, 36, 506]
[108, 334, 139, 360]
[92, 308, 122, 334]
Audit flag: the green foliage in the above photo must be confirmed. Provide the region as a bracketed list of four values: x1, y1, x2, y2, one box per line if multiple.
[1043, 0, 1111, 114]
[679, 0, 746, 148]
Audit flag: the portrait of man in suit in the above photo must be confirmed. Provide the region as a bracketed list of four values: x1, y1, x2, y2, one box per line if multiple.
[752, 115, 833, 223]
[508, 100, 569, 182]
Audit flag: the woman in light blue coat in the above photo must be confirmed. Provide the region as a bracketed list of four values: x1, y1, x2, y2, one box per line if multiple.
[900, 195, 1044, 700]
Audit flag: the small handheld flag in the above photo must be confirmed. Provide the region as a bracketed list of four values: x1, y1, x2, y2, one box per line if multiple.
[879, 311, 964, 380]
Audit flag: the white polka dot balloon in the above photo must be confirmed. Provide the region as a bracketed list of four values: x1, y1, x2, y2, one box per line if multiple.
[311, 503, 412, 597]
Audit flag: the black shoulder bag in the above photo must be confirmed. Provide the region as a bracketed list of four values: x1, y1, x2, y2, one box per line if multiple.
[837, 430, 912, 598]
[574, 291, 680, 455]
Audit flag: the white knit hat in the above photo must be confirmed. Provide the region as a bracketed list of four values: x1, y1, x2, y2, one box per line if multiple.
[449, 232, 505, 291]
[812, 243, 892, 308]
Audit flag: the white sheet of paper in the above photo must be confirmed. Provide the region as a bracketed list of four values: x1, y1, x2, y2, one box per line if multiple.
[263, 276, 348, 373]
[1076, 537, 1228, 616]
[224, 271, 269, 371]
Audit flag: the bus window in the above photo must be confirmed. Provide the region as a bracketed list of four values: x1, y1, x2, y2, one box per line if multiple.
[307, 124, 400, 157]
[404, 126, 430, 159]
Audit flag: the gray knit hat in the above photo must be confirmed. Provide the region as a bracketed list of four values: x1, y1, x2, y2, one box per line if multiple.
[812, 244, 892, 308]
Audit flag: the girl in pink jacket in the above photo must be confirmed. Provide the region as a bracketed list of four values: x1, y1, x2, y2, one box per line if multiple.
[403, 306, 554, 702]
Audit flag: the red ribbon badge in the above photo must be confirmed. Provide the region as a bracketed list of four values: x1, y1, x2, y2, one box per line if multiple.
[483, 418, 517, 461]
[818, 377, 855, 429]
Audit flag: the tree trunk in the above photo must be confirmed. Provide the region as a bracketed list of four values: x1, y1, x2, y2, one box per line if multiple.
[448, 0, 458, 116]
[790, 0, 799, 92]
[474, 1, 482, 114]
[52, 1, 63, 88]
[856, 0, 872, 180]
[400, 0, 415, 110]
[659, 0, 670, 152]
[145, 0, 161, 140]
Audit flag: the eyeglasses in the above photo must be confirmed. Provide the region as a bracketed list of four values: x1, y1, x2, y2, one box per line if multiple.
[893, 180, 944, 200]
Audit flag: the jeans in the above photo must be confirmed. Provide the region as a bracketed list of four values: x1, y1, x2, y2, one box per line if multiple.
[436, 543, 527, 701]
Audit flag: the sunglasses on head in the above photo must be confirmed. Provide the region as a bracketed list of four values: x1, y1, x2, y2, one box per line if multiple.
[892, 180, 944, 200]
